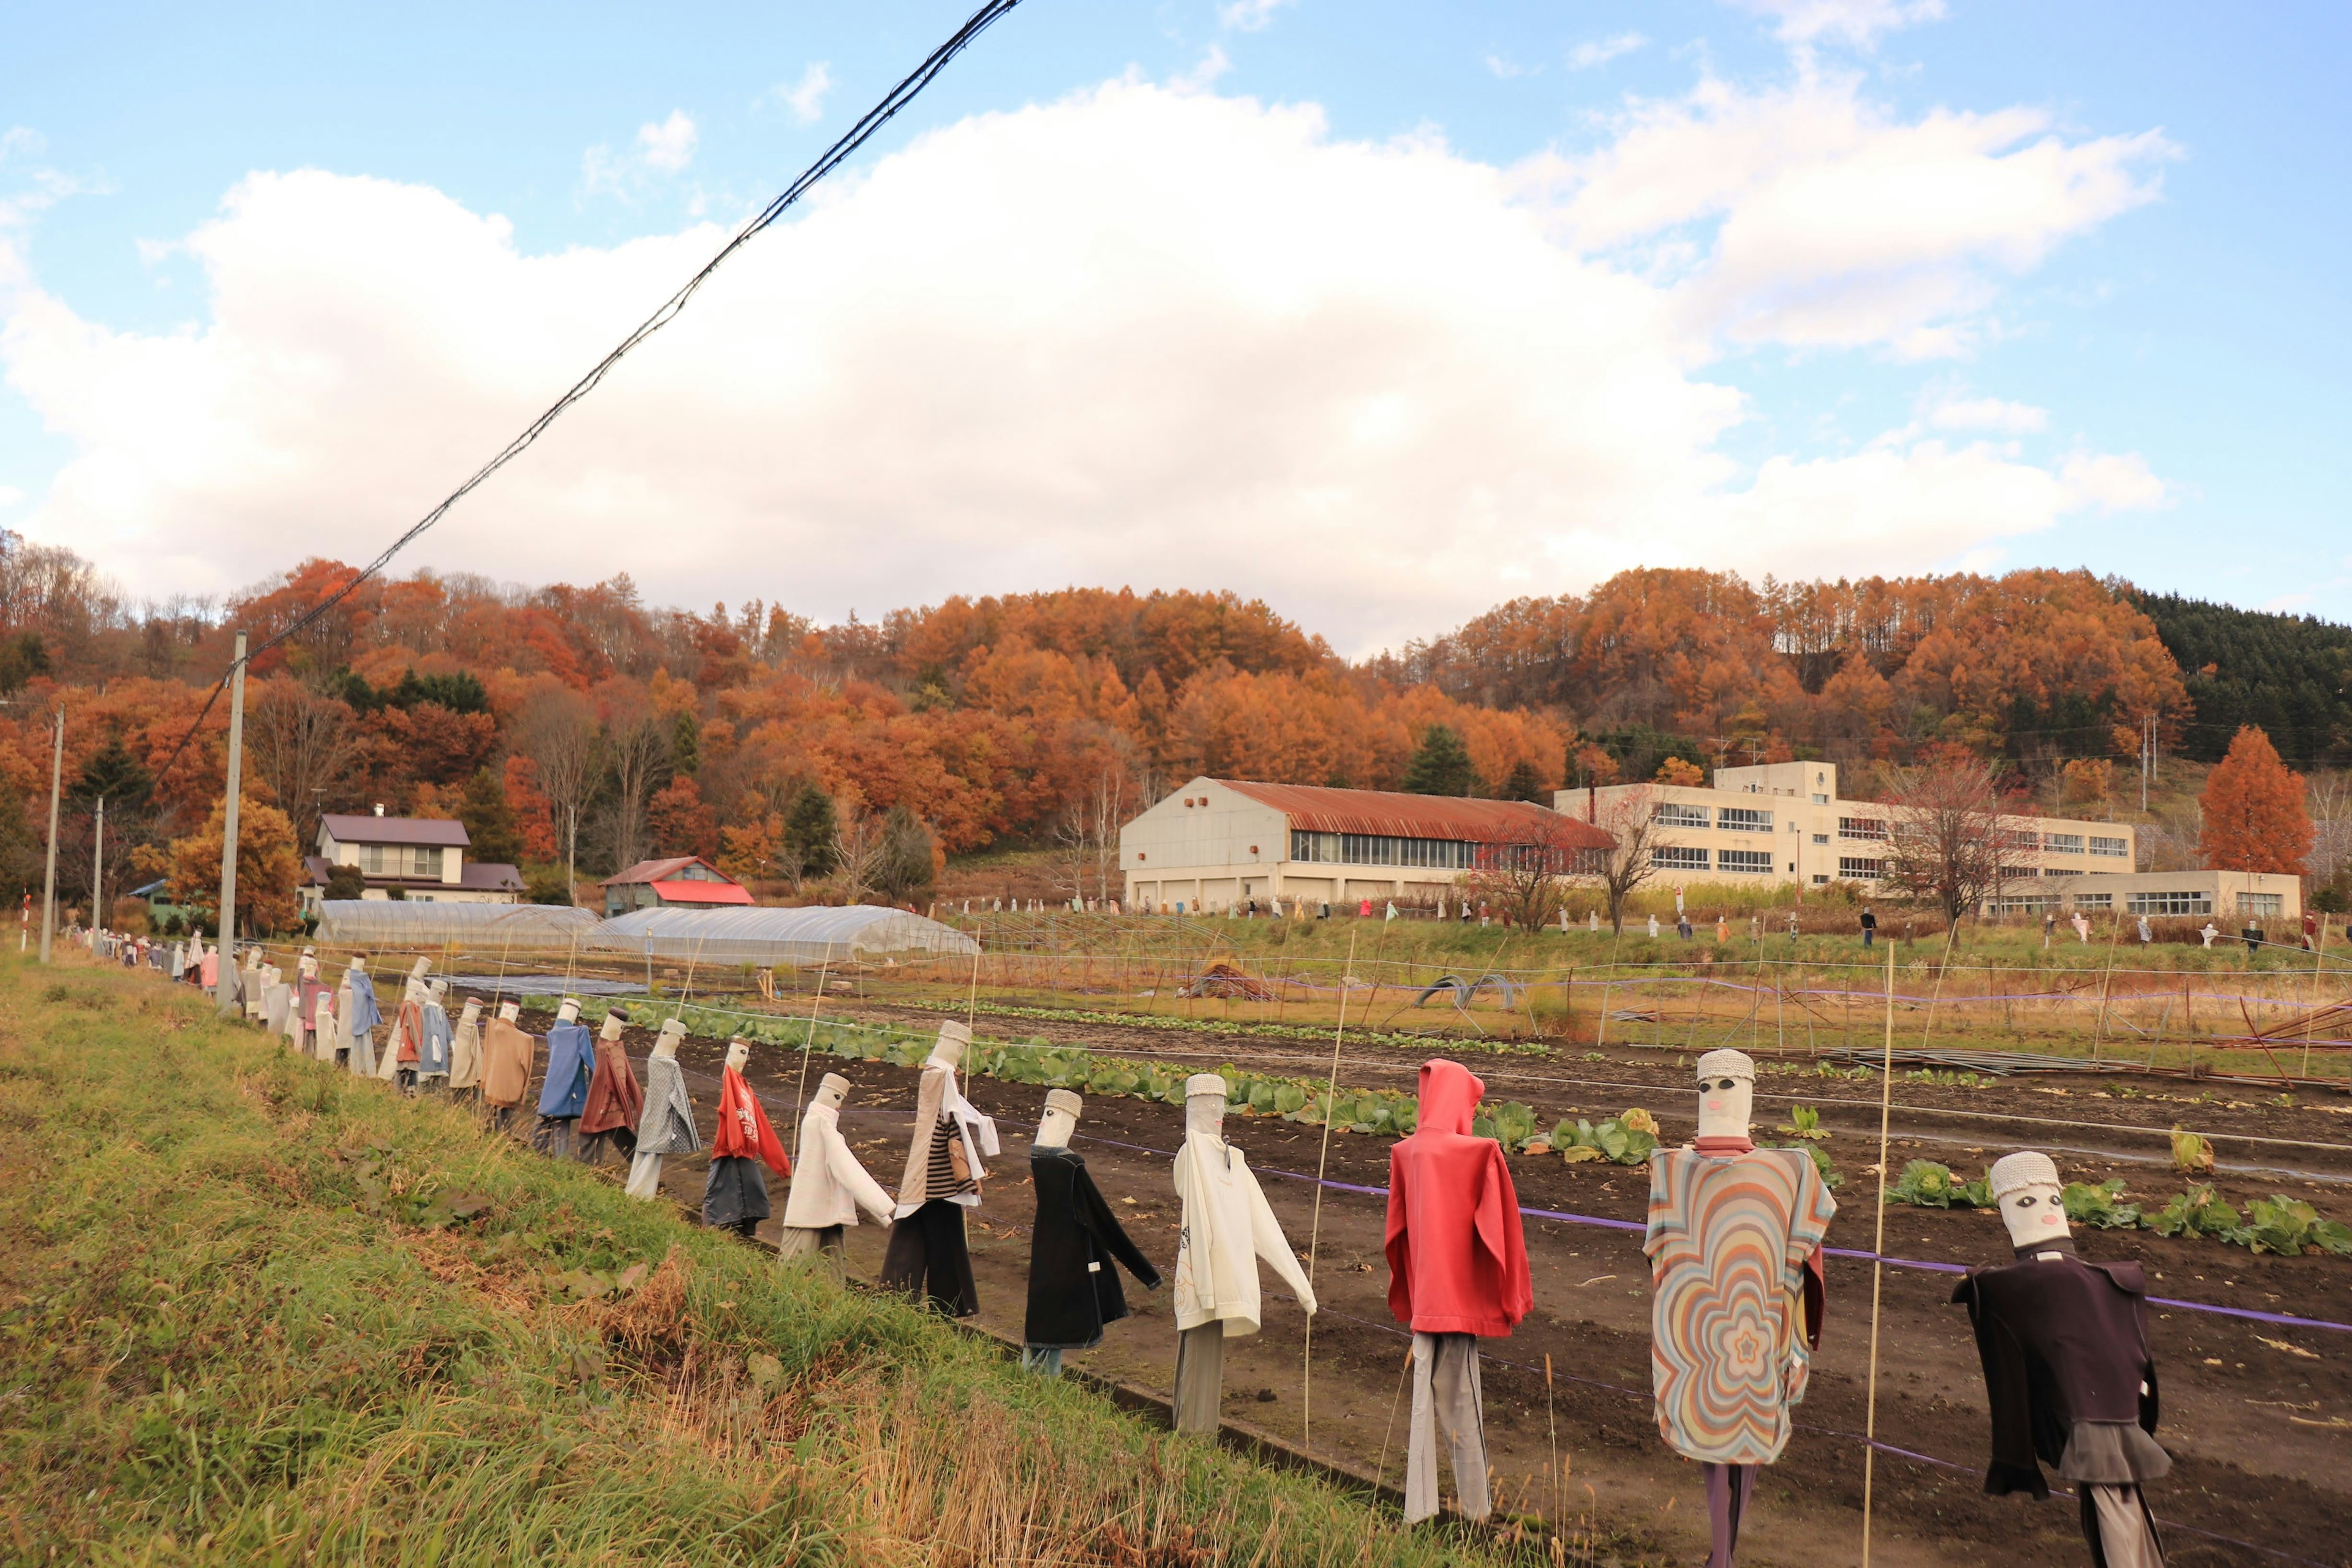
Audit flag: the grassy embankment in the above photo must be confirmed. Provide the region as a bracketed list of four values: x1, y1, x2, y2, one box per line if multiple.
[0, 954, 1551, 1566]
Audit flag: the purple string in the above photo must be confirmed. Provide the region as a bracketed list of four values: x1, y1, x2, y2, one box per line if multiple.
[1071, 1131, 2352, 1335]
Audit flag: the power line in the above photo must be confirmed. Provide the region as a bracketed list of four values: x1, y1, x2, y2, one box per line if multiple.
[146, 0, 1027, 793]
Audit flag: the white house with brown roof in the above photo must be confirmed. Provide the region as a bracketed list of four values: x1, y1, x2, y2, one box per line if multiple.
[1120, 777, 1613, 914]
[299, 808, 524, 910]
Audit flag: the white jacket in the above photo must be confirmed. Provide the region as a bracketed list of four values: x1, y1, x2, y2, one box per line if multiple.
[782, 1102, 896, 1230]
[1172, 1133, 1317, 1336]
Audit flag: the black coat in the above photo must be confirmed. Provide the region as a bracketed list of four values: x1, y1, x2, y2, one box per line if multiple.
[1950, 1245, 2163, 1498]
[1024, 1148, 1162, 1350]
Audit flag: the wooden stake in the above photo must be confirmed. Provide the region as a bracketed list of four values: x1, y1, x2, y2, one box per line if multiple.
[1300, 928, 1357, 1450]
[1860, 938, 1895, 1568]
[787, 946, 835, 1162]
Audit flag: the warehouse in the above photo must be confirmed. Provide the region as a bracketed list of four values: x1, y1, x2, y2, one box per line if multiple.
[1120, 777, 1611, 914]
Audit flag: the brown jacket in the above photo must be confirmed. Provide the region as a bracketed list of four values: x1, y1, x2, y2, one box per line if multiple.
[481, 1019, 537, 1108]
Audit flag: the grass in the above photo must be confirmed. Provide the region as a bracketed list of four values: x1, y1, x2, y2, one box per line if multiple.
[0, 954, 1550, 1567]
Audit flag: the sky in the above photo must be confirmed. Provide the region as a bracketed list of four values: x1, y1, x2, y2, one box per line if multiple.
[2, 0, 2348, 655]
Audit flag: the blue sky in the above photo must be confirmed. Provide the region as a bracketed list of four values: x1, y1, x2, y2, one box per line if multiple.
[3, 0, 2347, 647]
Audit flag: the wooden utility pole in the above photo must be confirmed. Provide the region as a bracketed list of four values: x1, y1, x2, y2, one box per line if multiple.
[38, 707, 62, 963]
[91, 796, 105, 934]
[216, 631, 247, 1017]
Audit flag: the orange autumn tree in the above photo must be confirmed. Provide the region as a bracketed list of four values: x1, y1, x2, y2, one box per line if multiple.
[148, 793, 302, 936]
[2199, 726, 2313, 874]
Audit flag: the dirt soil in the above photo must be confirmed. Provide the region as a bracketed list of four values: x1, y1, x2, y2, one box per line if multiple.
[489, 997, 2352, 1568]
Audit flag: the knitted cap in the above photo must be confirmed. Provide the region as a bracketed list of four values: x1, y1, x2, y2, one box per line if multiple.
[1186, 1072, 1228, 1099]
[1989, 1151, 2061, 1201]
[1694, 1049, 1755, 1084]
[657, 1017, 688, 1042]
[1044, 1089, 1083, 1118]
[936, 1019, 973, 1050]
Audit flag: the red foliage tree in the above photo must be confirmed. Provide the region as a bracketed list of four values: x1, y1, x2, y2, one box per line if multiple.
[2199, 726, 2313, 874]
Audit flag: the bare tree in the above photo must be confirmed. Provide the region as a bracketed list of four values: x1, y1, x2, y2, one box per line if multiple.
[832, 807, 888, 906]
[246, 677, 358, 851]
[1463, 812, 1608, 929]
[1589, 786, 1663, 933]
[601, 712, 669, 872]
[1055, 765, 1129, 907]
[1883, 753, 2023, 927]
[516, 687, 599, 900]
[2308, 772, 2352, 888]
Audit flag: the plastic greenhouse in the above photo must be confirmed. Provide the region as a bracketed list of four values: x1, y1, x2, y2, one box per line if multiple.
[589, 904, 979, 967]
[313, 900, 602, 951]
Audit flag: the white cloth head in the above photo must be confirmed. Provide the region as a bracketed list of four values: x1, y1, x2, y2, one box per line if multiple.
[1695, 1049, 1755, 1140]
[1988, 1150, 2061, 1202]
[1695, 1049, 1755, 1084]
[1186, 1073, 1227, 1099]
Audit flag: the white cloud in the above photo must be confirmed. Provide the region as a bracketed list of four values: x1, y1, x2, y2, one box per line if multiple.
[1483, 55, 1535, 80]
[1513, 74, 2173, 356]
[0, 484, 22, 508]
[636, 111, 699, 173]
[1218, 0, 1291, 33]
[1929, 394, 2046, 433]
[1568, 33, 1646, 70]
[1727, 0, 1947, 48]
[0, 80, 2163, 651]
[582, 110, 698, 198]
[773, 63, 832, 126]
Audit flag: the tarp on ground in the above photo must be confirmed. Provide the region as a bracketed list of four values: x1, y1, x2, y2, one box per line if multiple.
[314, 900, 601, 951]
[589, 904, 979, 967]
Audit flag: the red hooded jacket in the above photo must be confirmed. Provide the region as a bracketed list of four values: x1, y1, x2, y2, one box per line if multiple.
[1385, 1060, 1533, 1336]
[710, 1067, 790, 1175]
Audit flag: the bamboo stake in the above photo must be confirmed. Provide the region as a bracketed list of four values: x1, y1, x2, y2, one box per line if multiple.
[1860, 938, 1896, 1567]
[786, 946, 835, 1163]
[1300, 928, 1358, 1450]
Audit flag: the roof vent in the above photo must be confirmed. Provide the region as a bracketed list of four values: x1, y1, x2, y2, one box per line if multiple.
[372, 803, 385, 817]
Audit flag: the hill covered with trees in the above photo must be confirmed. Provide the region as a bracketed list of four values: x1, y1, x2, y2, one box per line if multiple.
[0, 526, 2342, 919]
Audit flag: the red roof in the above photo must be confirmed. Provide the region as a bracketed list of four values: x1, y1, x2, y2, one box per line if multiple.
[601, 856, 734, 888]
[1213, 780, 1613, 848]
[649, 879, 755, 906]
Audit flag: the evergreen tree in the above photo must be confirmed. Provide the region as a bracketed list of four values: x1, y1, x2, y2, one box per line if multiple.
[71, 733, 155, 807]
[458, 766, 525, 867]
[1401, 724, 1477, 797]
[876, 804, 936, 903]
[784, 783, 839, 877]
[671, 709, 701, 775]
[1501, 758, 1545, 802]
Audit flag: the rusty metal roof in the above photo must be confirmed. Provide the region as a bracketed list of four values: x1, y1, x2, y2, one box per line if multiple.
[1213, 780, 1613, 847]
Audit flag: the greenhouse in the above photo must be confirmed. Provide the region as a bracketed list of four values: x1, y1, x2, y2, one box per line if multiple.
[589, 903, 980, 967]
[312, 900, 602, 951]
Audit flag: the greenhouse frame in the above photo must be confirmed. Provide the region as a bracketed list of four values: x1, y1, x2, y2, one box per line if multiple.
[589, 904, 980, 967]
[312, 900, 602, 951]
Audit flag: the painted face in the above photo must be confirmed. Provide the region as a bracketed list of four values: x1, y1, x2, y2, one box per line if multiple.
[2002, 1183, 2071, 1248]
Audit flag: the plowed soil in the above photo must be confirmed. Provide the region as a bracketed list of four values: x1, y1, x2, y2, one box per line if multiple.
[491, 998, 2352, 1568]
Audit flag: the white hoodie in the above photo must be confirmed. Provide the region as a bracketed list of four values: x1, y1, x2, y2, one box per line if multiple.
[1172, 1134, 1317, 1336]
[782, 1102, 897, 1231]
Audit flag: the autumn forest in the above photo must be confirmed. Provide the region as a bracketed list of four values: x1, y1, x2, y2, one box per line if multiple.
[2, 529, 2347, 928]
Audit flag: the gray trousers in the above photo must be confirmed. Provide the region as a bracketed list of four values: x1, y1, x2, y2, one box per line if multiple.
[1405, 1332, 1488, 1524]
[1174, 1323, 1224, 1435]
[2085, 1483, 2166, 1568]
[778, 1223, 847, 1284]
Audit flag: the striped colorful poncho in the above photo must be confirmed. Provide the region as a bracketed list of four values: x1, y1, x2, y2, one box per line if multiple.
[1643, 1146, 1836, 1464]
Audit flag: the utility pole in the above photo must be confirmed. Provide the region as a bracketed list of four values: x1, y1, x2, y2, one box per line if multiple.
[2139, 714, 2154, 814]
[216, 631, 248, 1018]
[91, 796, 105, 935]
[37, 707, 62, 964]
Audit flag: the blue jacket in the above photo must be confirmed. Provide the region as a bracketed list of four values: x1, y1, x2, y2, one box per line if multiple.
[538, 1021, 594, 1117]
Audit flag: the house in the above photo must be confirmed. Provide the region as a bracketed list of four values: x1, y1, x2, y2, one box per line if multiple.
[299, 808, 524, 910]
[1120, 778, 1615, 913]
[598, 856, 755, 918]
[1562, 760, 2138, 900]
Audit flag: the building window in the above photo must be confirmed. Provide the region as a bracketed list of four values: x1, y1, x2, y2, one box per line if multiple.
[1719, 849, 1773, 874]
[1999, 865, 2040, 879]
[1838, 816, 1887, 841]
[2043, 833, 2084, 855]
[2089, 835, 2128, 859]
[1989, 895, 2060, 914]
[1811, 793, 1829, 805]
[1811, 833, 1830, 845]
[1998, 829, 2041, 853]
[1653, 802, 1710, 829]
[2236, 892, 2283, 918]
[359, 844, 443, 878]
[1838, 857, 1884, 879]
[1288, 830, 1471, 869]
[1719, 808, 1773, 834]
[2124, 889, 2212, 916]
[2074, 893, 2112, 910]
[1654, 845, 1709, 872]
[1812, 874, 1829, 884]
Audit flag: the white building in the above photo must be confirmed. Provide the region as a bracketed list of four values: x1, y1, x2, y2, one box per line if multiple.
[300, 809, 524, 910]
[1121, 777, 1613, 913]
[2031, 869, 2301, 924]
[1558, 760, 2138, 897]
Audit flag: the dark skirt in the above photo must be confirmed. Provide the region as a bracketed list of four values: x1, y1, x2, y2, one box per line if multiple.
[880, 1199, 979, 1317]
[704, 1156, 772, 1231]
